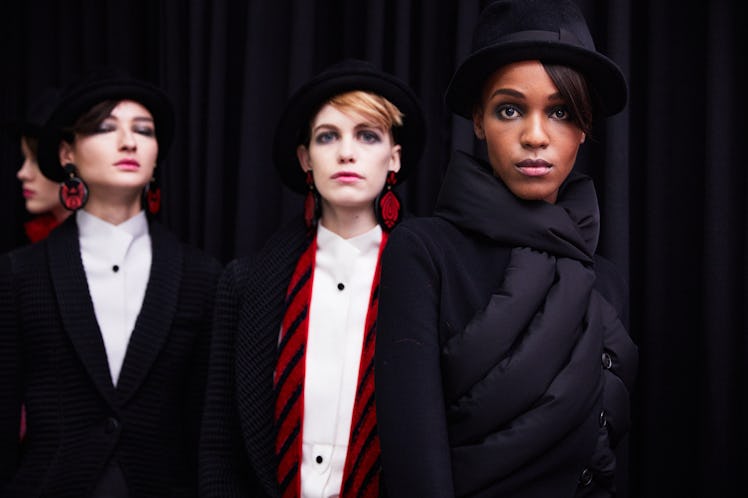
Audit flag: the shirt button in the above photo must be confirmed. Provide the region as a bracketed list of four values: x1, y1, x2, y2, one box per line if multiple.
[315, 455, 323, 464]
[601, 352, 612, 369]
[599, 410, 607, 428]
[337, 282, 345, 291]
[112, 265, 120, 273]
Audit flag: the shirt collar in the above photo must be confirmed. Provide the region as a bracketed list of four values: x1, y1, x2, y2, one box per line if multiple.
[76, 210, 150, 262]
[316, 223, 382, 256]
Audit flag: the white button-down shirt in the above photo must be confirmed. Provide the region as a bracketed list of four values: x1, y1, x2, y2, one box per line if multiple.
[301, 223, 382, 498]
[77, 210, 151, 386]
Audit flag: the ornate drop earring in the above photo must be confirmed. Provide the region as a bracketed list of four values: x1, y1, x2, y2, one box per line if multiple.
[144, 175, 161, 214]
[375, 171, 402, 231]
[59, 163, 89, 211]
[303, 170, 321, 230]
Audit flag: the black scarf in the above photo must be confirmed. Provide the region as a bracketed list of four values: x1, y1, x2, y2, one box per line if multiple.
[434, 150, 600, 263]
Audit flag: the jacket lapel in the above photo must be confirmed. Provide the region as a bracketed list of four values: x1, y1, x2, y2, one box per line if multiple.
[236, 220, 309, 497]
[115, 221, 183, 404]
[48, 217, 118, 405]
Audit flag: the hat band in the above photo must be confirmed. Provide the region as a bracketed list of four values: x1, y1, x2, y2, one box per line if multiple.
[485, 28, 584, 48]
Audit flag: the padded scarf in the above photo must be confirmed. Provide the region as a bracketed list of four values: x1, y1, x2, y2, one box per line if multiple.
[434, 151, 610, 496]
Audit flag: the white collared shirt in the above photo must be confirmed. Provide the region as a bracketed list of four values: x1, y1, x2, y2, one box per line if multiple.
[301, 223, 382, 498]
[77, 209, 152, 386]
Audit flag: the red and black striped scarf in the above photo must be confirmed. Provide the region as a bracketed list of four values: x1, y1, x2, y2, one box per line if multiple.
[274, 230, 387, 498]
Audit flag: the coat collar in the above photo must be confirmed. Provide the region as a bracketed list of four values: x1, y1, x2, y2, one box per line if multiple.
[434, 150, 599, 263]
[47, 215, 183, 407]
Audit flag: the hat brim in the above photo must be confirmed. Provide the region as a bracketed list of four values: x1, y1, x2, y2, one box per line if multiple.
[38, 78, 174, 183]
[273, 63, 426, 194]
[446, 40, 628, 119]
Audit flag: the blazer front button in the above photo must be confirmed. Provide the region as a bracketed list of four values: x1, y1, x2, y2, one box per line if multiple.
[105, 417, 119, 434]
[601, 352, 613, 369]
[578, 468, 593, 487]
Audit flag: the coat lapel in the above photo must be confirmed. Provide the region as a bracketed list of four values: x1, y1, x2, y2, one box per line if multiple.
[115, 221, 183, 404]
[236, 220, 309, 497]
[48, 217, 118, 405]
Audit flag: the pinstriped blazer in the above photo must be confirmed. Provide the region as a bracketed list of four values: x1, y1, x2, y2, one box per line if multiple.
[0, 215, 222, 498]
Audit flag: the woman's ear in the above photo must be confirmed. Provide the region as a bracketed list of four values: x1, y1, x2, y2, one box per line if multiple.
[389, 144, 402, 174]
[472, 108, 486, 140]
[580, 132, 586, 144]
[296, 144, 311, 172]
[59, 140, 75, 166]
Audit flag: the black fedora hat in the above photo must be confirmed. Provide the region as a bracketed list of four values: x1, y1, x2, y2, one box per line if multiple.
[446, 0, 627, 119]
[38, 67, 175, 183]
[3, 87, 61, 139]
[273, 59, 426, 194]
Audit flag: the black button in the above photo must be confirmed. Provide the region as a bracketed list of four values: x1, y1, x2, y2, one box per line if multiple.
[601, 352, 612, 369]
[337, 283, 345, 291]
[579, 468, 593, 487]
[105, 417, 119, 434]
[112, 265, 120, 273]
[599, 410, 607, 428]
[315, 455, 323, 464]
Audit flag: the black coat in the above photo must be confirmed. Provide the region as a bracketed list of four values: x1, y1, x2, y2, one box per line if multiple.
[199, 218, 309, 498]
[375, 151, 638, 498]
[0, 216, 222, 498]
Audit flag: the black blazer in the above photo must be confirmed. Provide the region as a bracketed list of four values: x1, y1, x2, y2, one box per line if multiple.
[199, 218, 309, 498]
[0, 216, 222, 498]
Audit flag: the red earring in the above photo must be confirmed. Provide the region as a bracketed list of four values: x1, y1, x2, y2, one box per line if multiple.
[59, 163, 89, 211]
[304, 171, 320, 230]
[375, 171, 401, 231]
[144, 176, 161, 214]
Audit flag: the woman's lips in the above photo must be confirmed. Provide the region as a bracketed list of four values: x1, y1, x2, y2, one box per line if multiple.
[115, 159, 140, 170]
[516, 159, 552, 177]
[332, 171, 362, 183]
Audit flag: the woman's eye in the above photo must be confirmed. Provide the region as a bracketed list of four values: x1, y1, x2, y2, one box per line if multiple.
[134, 126, 156, 137]
[550, 106, 570, 120]
[314, 131, 337, 144]
[95, 122, 116, 133]
[358, 130, 381, 143]
[495, 104, 520, 120]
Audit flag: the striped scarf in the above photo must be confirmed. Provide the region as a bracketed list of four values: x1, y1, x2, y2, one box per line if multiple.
[274, 231, 387, 498]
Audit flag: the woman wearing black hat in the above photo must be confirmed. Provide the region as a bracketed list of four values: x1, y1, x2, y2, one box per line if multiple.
[8, 88, 71, 243]
[199, 59, 425, 498]
[0, 69, 222, 497]
[375, 1, 637, 497]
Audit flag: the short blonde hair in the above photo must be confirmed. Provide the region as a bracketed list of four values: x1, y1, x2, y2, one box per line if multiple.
[303, 91, 404, 146]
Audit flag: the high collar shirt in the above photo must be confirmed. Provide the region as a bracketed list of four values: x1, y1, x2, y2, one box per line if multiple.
[77, 209, 152, 386]
[301, 223, 382, 498]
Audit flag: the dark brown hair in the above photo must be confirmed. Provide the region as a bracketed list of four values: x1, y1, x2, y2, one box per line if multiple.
[543, 63, 593, 135]
[60, 100, 119, 143]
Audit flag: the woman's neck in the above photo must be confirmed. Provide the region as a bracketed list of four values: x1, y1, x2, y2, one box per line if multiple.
[83, 194, 144, 225]
[319, 204, 378, 240]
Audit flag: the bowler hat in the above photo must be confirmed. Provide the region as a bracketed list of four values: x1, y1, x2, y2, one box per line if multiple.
[273, 59, 426, 193]
[3, 87, 60, 139]
[446, 0, 627, 119]
[38, 68, 175, 182]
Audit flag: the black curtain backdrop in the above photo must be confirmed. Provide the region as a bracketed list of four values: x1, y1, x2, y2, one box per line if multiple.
[0, 1, 744, 497]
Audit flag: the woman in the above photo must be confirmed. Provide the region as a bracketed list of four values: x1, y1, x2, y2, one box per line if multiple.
[4, 88, 71, 443]
[375, 1, 638, 497]
[0, 69, 222, 497]
[199, 59, 425, 498]
[9, 88, 70, 243]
